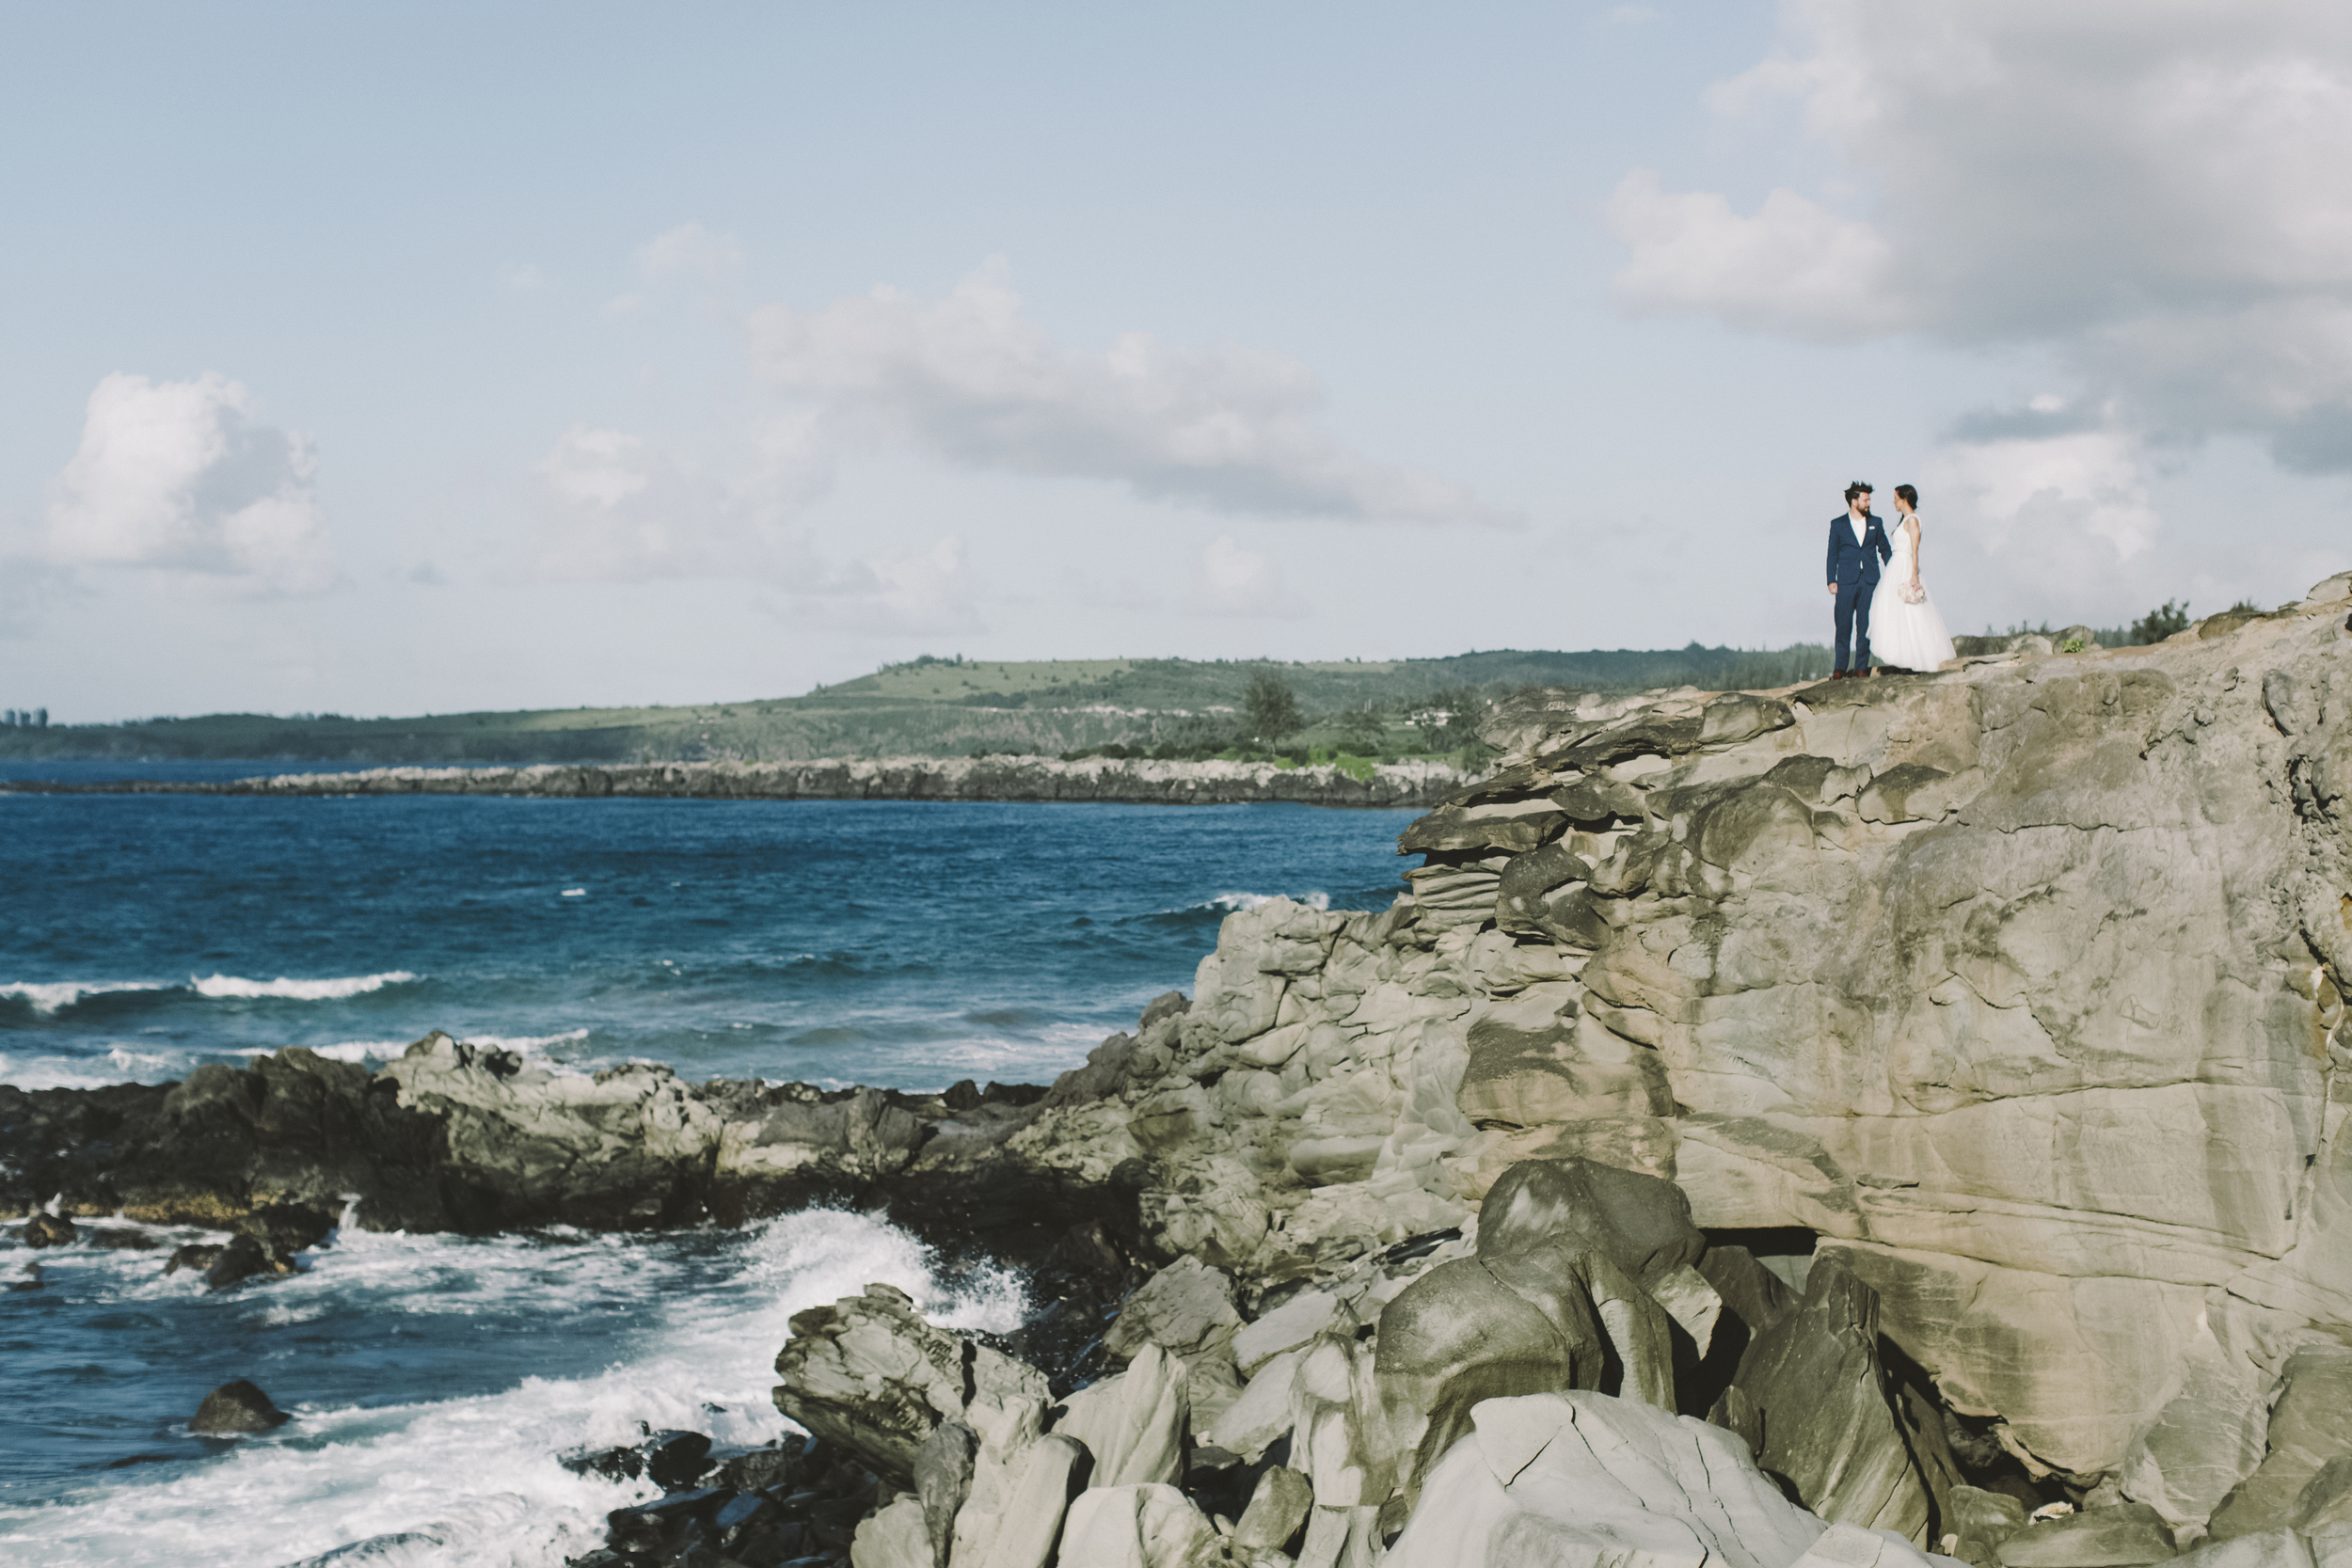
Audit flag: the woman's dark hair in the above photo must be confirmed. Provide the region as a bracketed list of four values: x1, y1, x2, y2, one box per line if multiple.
[1895, 483, 1918, 507]
[1844, 481, 1873, 504]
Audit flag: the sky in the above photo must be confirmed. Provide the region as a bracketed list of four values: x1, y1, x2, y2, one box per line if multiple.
[4, 0, 2349, 721]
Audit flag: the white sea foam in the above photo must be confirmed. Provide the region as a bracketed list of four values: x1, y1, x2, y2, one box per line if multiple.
[0, 1209, 1026, 1567]
[0, 979, 167, 1015]
[560, 888, 586, 898]
[1199, 890, 1330, 913]
[191, 972, 420, 1001]
[464, 1028, 591, 1054]
[0, 1045, 193, 1089]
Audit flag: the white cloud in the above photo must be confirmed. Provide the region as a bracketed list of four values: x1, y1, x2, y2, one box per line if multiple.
[1926, 425, 2164, 566]
[745, 260, 1502, 523]
[45, 372, 335, 594]
[638, 222, 744, 283]
[1191, 532, 1303, 618]
[791, 536, 985, 637]
[531, 418, 832, 580]
[1613, 1, 2352, 467]
[1606, 169, 1906, 342]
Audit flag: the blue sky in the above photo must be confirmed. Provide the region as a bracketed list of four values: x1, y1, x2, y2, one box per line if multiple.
[5, 2, 2347, 720]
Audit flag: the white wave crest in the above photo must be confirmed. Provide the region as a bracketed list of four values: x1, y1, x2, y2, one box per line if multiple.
[1199, 890, 1330, 913]
[190, 971, 419, 1001]
[0, 979, 167, 1015]
[0, 1209, 1028, 1566]
[0, 1045, 194, 1089]
[466, 1028, 592, 1053]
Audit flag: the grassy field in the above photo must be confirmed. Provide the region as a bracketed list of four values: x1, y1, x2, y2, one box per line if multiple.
[0, 643, 1850, 766]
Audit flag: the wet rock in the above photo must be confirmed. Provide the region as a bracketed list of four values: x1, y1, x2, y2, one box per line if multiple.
[773, 1283, 1051, 1485]
[201, 1233, 280, 1291]
[190, 1379, 291, 1434]
[22, 1211, 75, 1246]
[642, 1429, 716, 1489]
[164, 1242, 223, 1276]
[86, 1226, 160, 1250]
[1708, 1251, 1933, 1543]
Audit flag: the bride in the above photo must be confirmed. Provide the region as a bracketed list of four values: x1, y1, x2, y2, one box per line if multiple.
[1870, 484, 1955, 672]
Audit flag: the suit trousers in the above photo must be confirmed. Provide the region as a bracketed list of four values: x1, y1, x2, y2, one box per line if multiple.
[1834, 578, 1875, 673]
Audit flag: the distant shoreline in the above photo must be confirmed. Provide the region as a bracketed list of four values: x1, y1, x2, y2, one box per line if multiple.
[0, 754, 1472, 808]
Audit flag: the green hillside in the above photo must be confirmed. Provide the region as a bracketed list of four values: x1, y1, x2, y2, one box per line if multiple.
[0, 644, 1839, 767]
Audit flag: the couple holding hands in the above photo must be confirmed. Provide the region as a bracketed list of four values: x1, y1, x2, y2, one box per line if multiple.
[1826, 481, 1954, 678]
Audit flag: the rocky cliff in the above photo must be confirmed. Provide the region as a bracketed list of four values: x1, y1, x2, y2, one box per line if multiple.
[988, 569, 2352, 1528]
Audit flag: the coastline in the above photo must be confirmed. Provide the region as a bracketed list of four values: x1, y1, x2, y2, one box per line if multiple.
[0, 753, 1470, 808]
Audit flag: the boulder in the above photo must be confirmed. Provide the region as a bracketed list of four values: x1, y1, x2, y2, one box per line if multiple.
[772, 1282, 1051, 1484]
[1104, 1257, 1243, 1363]
[947, 1432, 1087, 1568]
[189, 1379, 291, 1434]
[1708, 1252, 1934, 1544]
[1995, 1505, 2177, 1567]
[1291, 1332, 1391, 1510]
[1055, 1343, 1189, 1489]
[21, 1212, 75, 1246]
[1947, 1486, 2029, 1567]
[2211, 1350, 2352, 1541]
[1207, 1347, 1303, 1461]
[1384, 1390, 1946, 1568]
[1235, 1465, 1314, 1555]
[201, 1234, 280, 1291]
[1475, 1157, 1707, 1291]
[913, 1418, 977, 1568]
[1057, 1483, 1225, 1568]
[851, 1496, 933, 1568]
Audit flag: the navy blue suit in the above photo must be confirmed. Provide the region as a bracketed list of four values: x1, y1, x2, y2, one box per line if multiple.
[1827, 512, 1895, 673]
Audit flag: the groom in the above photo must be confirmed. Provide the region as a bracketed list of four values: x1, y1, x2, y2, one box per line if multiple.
[1826, 481, 1894, 678]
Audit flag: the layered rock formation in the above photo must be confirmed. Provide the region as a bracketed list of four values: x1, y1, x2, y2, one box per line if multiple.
[988, 573, 2352, 1535]
[0, 754, 1468, 808]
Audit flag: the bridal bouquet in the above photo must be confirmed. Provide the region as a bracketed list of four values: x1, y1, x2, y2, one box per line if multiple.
[1897, 581, 1926, 605]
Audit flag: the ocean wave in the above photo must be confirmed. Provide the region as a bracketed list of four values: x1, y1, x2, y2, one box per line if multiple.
[0, 1046, 191, 1090]
[0, 1209, 1026, 1566]
[466, 1027, 592, 1053]
[189, 971, 420, 1001]
[0, 979, 167, 1016]
[1197, 890, 1331, 913]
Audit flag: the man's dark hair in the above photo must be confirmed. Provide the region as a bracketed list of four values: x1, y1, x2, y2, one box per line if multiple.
[1844, 481, 1873, 504]
[1895, 483, 1918, 507]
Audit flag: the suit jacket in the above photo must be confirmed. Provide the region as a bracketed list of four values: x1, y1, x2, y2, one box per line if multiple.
[1828, 512, 1894, 588]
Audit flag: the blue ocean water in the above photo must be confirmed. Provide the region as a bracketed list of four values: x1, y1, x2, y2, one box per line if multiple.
[0, 786, 1416, 1565]
[1, 786, 1415, 1092]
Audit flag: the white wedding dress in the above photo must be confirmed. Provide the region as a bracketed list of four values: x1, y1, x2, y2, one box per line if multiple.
[1868, 517, 1956, 671]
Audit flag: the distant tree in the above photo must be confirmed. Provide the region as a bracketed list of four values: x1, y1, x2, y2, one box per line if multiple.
[2226, 598, 2263, 615]
[2128, 600, 2191, 644]
[1332, 705, 1388, 755]
[1411, 686, 1490, 752]
[1243, 671, 1304, 742]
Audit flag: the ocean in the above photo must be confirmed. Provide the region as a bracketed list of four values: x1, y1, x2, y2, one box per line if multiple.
[0, 770, 1418, 1565]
